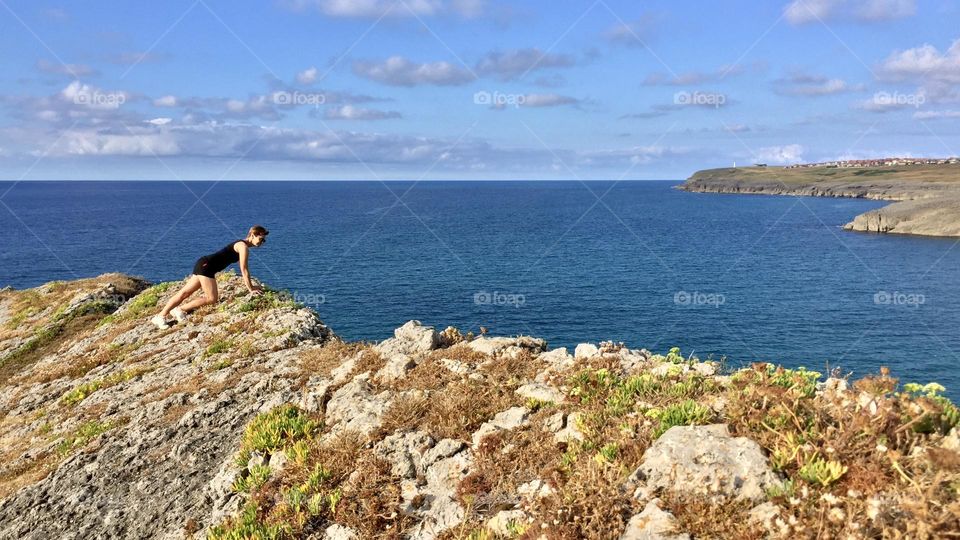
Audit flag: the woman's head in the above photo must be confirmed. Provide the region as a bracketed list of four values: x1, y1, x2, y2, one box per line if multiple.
[247, 225, 269, 246]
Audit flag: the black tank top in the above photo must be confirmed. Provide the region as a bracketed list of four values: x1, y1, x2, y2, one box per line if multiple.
[202, 241, 242, 274]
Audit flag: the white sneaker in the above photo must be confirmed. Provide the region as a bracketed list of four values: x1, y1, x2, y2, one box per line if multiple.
[170, 307, 187, 323]
[151, 314, 170, 329]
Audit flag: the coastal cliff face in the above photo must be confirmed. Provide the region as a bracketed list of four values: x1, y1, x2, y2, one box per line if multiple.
[0, 275, 958, 539]
[679, 166, 960, 237]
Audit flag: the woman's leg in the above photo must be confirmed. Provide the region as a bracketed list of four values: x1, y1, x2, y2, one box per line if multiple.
[179, 276, 219, 313]
[159, 276, 202, 317]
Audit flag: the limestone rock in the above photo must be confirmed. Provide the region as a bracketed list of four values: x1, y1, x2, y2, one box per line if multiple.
[323, 373, 394, 436]
[516, 382, 564, 404]
[487, 509, 528, 536]
[554, 412, 585, 444]
[574, 343, 599, 359]
[472, 407, 530, 446]
[374, 430, 435, 478]
[323, 524, 359, 540]
[406, 451, 474, 540]
[621, 499, 690, 540]
[467, 335, 546, 357]
[633, 424, 782, 503]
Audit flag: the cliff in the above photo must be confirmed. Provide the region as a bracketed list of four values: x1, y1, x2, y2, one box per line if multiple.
[0, 275, 957, 539]
[678, 164, 960, 237]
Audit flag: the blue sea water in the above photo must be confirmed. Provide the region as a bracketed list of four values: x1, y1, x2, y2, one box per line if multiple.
[2, 180, 958, 399]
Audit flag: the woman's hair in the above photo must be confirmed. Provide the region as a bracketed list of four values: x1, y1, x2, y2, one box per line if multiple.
[248, 225, 269, 238]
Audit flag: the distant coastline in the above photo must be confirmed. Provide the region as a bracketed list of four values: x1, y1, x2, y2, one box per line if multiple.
[678, 162, 960, 237]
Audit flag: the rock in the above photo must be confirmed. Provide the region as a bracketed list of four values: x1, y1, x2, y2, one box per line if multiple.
[487, 509, 528, 536]
[299, 376, 332, 413]
[467, 335, 547, 358]
[632, 424, 782, 503]
[543, 412, 564, 433]
[554, 412, 585, 444]
[516, 382, 564, 404]
[423, 439, 465, 468]
[472, 407, 530, 446]
[942, 428, 960, 451]
[574, 343, 599, 359]
[377, 320, 439, 358]
[323, 523, 359, 540]
[517, 479, 554, 502]
[324, 374, 394, 436]
[539, 347, 573, 366]
[268, 450, 289, 473]
[621, 499, 690, 540]
[440, 357, 472, 375]
[407, 451, 474, 539]
[748, 502, 780, 532]
[376, 354, 417, 383]
[374, 430, 434, 478]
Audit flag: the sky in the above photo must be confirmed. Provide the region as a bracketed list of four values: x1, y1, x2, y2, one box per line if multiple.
[0, 0, 959, 180]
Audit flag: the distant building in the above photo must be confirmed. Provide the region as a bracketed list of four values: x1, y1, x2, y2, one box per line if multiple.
[754, 163, 767, 167]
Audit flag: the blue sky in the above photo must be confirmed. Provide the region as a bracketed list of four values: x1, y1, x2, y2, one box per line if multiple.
[0, 0, 958, 179]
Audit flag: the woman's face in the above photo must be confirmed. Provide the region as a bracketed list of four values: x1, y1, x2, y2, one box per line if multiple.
[250, 234, 267, 247]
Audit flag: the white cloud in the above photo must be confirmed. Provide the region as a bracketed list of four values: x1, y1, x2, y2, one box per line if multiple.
[296, 66, 319, 85]
[352, 56, 475, 86]
[913, 110, 960, 120]
[773, 73, 864, 96]
[755, 144, 804, 164]
[59, 130, 181, 156]
[602, 15, 657, 47]
[36, 59, 98, 78]
[146, 117, 173, 125]
[154, 95, 178, 107]
[323, 105, 401, 120]
[518, 94, 579, 108]
[784, 0, 916, 24]
[281, 0, 483, 18]
[475, 48, 575, 81]
[878, 39, 960, 85]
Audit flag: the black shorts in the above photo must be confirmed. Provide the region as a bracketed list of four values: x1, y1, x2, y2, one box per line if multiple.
[192, 257, 218, 278]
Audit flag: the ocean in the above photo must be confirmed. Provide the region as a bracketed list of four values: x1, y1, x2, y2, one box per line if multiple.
[2, 180, 958, 399]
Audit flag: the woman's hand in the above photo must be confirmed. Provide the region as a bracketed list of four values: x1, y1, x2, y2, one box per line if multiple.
[249, 286, 263, 296]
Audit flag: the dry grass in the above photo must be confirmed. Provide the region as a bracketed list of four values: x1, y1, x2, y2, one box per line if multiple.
[659, 495, 765, 539]
[298, 340, 370, 379]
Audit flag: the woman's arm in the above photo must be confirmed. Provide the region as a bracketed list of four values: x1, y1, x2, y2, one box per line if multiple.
[237, 242, 262, 294]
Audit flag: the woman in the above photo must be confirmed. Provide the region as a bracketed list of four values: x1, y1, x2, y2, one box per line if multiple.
[151, 225, 269, 329]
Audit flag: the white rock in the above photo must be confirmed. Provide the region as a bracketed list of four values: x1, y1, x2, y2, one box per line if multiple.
[323, 524, 359, 540]
[467, 336, 546, 357]
[633, 424, 783, 503]
[553, 412, 585, 444]
[373, 430, 434, 479]
[543, 412, 564, 433]
[517, 479, 555, 501]
[268, 450, 288, 473]
[574, 343, 599, 359]
[516, 382, 564, 404]
[487, 509, 528, 536]
[621, 499, 690, 540]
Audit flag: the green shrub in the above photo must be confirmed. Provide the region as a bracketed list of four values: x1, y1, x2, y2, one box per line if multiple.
[236, 405, 320, 469]
[649, 399, 713, 438]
